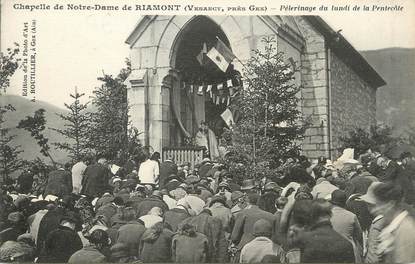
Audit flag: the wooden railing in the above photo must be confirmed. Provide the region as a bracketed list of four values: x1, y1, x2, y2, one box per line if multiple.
[162, 146, 205, 169]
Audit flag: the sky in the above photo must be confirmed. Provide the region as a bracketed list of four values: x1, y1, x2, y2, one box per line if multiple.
[2, 0, 415, 109]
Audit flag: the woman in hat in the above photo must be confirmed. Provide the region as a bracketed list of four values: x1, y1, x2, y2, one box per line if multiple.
[360, 182, 415, 263]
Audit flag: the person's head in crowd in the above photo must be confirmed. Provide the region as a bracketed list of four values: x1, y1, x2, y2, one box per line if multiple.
[64, 162, 72, 171]
[119, 207, 137, 222]
[150, 152, 160, 161]
[170, 187, 187, 201]
[360, 182, 404, 224]
[60, 213, 78, 230]
[148, 207, 162, 217]
[298, 155, 311, 169]
[292, 199, 313, 227]
[376, 156, 389, 169]
[112, 177, 122, 189]
[253, 219, 273, 238]
[112, 196, 125, 207]
[400, 151, 413, 166]
[247, 192, 259, 206]
[186, 185, 201, 195]
[309, 199, 332, 225]
[92, 214, 110, 228]
[209, 195, 227, 208]
[152, 190, 163, 199]
[294, 185, 313, 201]
[231, 191, 246, 208]
[178, 222, 197, 237]
[87, 229, 111, 250]
[330, 189, 347, 208]
[217, 181, 231, 194]
[97, 154, 108, 165]
[275, 196, 288, 211]
[144, 184, 154, 195]
[7, 211, 25, 228]
[263, 181, 282, 194]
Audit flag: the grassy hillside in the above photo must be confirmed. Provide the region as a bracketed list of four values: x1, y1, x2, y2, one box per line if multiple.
[361, 48, 415, 134]
[1, 95, 71, 164]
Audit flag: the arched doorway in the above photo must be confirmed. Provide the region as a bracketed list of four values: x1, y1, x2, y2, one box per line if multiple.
[168, 16, 242, 148]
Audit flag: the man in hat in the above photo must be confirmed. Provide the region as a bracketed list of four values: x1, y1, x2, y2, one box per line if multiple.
[159, 156, 178, 189]
[257, 182, 282, 214]
[0, 212, 26, 244]
[38, 212, 82, 263]
[230, 193, 277, 258]
[239, 219, 283, 263]
[330, 190, 363, 262]
[240, 179, 256, 194]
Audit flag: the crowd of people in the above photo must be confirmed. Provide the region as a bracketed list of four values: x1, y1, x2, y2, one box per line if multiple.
[0, 148, 415, 263]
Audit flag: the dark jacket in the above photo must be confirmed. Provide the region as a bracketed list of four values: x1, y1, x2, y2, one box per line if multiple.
[159, 161, 178, 188]
[181, 210, 228, 262]
[172, 232, 209, 263]
[164, 207, 191, 232]
[231, 205, 277, 250]
[38, 225, 83, 263]
[116, 220, 146, 258]
[257, 191, 279, 214]
[44, 169, 72, 197]
[68, 245, 107, 263]
[298, 221, 354, 263]
[135, 196, 169, 217]
[81, 163, 111, 197]
[140, 224, 174, 262]
[18, 172, 34, 194]
[0, 225, 26, 244]
[36, 207, 67, 252]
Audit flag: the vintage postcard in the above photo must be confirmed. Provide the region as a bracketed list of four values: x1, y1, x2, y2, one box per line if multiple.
[0, 0, 415, 262]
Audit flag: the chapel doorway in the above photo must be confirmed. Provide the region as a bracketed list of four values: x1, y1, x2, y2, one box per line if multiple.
[169, 16, 242, 147]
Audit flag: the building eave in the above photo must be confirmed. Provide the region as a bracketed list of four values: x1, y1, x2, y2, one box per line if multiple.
[304, 16, 386, 89]
[125, 15, 157, 46]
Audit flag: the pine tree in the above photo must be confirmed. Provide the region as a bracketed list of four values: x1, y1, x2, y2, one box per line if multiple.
[0, 104, 23, 182]
[88, 60, 131, 163]
[1, 43, 23, 181]
[17, 108, 56, 166]
[0, 43, 20, 94]
[223, 37, 307, 182]
[51, 89, 92, 161]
